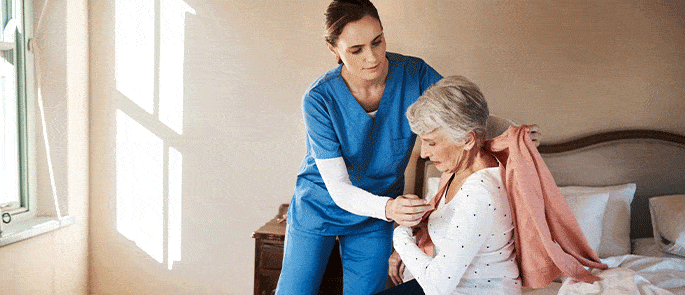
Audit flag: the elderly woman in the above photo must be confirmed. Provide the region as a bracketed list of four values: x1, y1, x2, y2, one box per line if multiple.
[387, 75, 521, 294]
[384, 75, 607, 295]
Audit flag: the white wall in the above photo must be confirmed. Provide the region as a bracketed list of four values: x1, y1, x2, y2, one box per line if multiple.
[0, 0, 89, 294]
[89, 1, 685, 294]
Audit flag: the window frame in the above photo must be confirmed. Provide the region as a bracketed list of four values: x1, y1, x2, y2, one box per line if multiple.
[0, 0, 73, 248]
[1, 0, 35, 223]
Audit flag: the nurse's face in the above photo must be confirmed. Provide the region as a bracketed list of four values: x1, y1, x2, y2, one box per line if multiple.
[328, 15, 387, 82]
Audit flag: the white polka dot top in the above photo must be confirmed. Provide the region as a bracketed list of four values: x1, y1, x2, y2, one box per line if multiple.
[393, 167, 521, 295]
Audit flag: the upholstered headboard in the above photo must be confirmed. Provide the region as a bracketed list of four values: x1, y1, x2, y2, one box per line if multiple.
[538, 130, 685, 239]
[414, 128, 685, 240]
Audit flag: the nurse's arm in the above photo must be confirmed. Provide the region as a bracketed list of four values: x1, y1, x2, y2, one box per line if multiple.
[316, 157, 393, 221]
[316, 156, 431, 226]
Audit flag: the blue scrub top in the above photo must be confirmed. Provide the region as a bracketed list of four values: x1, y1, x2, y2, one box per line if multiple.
[288, 52, 443, 235]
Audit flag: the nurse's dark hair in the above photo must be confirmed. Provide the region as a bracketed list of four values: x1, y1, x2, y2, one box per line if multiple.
[324, 0, 382, 64]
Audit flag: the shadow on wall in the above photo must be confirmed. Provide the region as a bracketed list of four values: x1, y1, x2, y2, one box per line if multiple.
[113, 0, 194, 270]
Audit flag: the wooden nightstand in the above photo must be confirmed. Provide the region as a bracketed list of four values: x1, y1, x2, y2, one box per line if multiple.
[252, 204, 343, 295]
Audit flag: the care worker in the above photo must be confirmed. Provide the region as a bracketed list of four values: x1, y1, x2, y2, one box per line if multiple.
[276, 1, 537, 294]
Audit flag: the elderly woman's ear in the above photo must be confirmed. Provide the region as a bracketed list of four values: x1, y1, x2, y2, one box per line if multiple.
[463, 131, 478, 150]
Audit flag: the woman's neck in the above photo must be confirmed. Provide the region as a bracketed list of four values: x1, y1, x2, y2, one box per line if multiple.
[475, 148, 499, 169]
[340, 61, 388, 90]
[444, 149, 497, 204]
[450, 148, 497, 178]
[340, 63, 388, 112]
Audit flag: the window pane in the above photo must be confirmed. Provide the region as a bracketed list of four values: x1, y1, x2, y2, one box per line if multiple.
[0, 0, 21, 209]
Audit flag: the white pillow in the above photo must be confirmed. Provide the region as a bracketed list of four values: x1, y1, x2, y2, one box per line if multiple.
[649, 194, 685, 257]
[562, 193, 610, 254]
[559, 183, 636, 258]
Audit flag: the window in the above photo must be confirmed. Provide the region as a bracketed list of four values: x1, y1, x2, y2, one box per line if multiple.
[0, 0, 33, 222]
[0, 0, 76, 248]
[0, 0, 59, 247]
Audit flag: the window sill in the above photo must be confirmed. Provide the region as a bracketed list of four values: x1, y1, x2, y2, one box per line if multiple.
[0, 215, 75, 247]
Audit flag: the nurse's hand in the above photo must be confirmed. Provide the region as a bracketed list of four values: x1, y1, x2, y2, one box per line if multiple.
[528, 125, 542, 147]
[388, 250, 405, 285]
[385, 194, 431, 227]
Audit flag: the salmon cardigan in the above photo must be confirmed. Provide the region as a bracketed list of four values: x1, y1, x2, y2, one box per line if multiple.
[416, 125, 607, 288]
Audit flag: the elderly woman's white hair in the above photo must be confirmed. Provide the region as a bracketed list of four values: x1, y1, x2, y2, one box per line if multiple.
[406, 75, 489, 144]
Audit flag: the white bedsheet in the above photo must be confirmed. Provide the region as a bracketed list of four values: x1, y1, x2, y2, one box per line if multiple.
[523, 254, 685, 295]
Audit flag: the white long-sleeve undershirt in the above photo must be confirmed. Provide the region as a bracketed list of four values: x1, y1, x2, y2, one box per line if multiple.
[315, 157, 391, 221]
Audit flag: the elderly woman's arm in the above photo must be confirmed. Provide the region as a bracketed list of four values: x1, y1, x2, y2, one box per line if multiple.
[393, 186, 496, 295]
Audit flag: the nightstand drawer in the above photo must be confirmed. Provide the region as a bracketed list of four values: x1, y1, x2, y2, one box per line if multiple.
[259, 243, 284, 270]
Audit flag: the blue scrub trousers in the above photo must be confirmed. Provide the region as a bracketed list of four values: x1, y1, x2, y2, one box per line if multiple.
[374, 279, 424, 295]
[275, 224, 393, 295]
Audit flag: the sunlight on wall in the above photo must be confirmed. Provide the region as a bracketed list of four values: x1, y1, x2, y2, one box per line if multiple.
[160, 0, 195, 135]
[168, 147, 182, 270]
[115, 110, 184, 269]
[115, 0, 154, 114]
[116, 110, 165, 263]
[115, 0, 194, 270]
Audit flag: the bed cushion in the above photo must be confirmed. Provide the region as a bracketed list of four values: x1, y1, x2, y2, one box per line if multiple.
[559, 183, 636, 258]
[562, 193, 610, 254]
[632, 237, 685, 258]
[649, 194, 685, 257]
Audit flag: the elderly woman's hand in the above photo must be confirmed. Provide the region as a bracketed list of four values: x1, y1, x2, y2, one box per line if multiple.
[528, 125, 542, 147]
[385, 194, 431, 227]
[388, 250, 405, 285]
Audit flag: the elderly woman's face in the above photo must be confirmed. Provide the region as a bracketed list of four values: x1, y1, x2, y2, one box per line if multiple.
[419, 129, 466, 173]
[328, 15, 387, 82]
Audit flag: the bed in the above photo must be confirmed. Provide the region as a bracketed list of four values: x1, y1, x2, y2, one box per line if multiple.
[412, 121, 685, 294]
